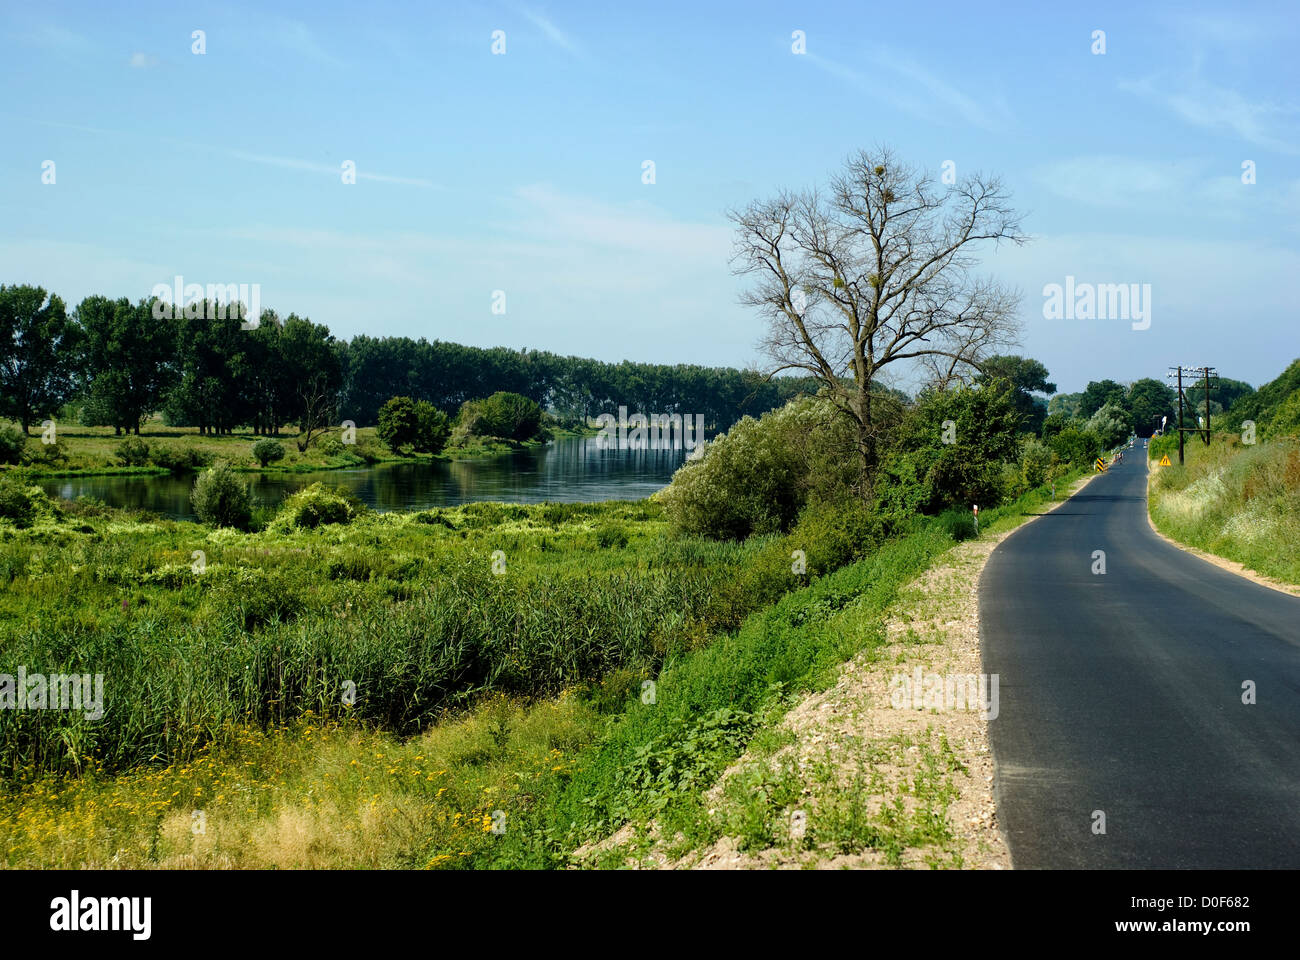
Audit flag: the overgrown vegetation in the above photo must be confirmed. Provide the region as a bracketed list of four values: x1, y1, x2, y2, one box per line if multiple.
[1149, 357, 1300, 586]
[0, 486, 887, 785]
[0, 457, 1079, 868]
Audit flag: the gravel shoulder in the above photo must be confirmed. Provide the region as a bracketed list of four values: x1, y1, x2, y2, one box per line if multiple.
[579, 474, 1097, 869]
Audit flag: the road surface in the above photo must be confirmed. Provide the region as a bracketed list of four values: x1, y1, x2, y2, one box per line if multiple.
[979, 449, 1300, 868]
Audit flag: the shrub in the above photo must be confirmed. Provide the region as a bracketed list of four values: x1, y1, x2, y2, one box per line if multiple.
[150, 443, 212, 474]
[1019, 436, 1051, 491]
[378, 397, 450, 454]
[473, 392, 543, 441]
[1049, 425, 1102, 466]
[660, 395, 857, 540]
[315, 434, 345, 457]
[190, 461, 252, 529]
[594, 524, 629, 549]
[115, 436, 151, 466]
[873, 383, 1021, 520]
[252, 438, 286, 467]
[0, 478, 39, 528]
[413, 401, 451, 453]
[786, 497, 887, 573]
[377, 396, 418, 451]
[0, 426, 26, 465]
[276, 482, 360, 529]
[23, 440, 68, 466]
[1086, 402, 1132, 449]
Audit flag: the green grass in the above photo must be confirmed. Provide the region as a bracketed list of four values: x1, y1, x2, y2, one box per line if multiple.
[2, 492, 826, 782]
[0, 418, 396, 477]
[0, 464, 1084, 869]
[1149, 432, 1300, 585]
[1, 416, 593, 478]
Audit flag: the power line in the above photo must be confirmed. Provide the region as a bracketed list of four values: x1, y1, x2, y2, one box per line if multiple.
[1165, 365, 1218, 465]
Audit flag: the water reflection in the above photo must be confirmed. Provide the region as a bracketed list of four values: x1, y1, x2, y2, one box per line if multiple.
[38, 437, 689, 521]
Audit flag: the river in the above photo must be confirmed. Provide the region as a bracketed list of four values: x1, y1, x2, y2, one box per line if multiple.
[37, 437, 689, 522]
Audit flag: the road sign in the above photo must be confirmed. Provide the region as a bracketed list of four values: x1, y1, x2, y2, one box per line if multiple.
[1095, 458, 1106, 472]
[1159, 455, 1171, 466]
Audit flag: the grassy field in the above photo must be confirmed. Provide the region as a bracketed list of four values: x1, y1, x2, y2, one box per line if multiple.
[1148, 432, 1300, 586]
[0, 483, 866, 867]
[0, 465, 1080, 868]
[0, 417, 595, 478]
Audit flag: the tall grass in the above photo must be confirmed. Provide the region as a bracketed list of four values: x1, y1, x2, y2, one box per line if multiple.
[0, 466, 1081, 868]
[1149, 433, 1300, 584]
[0, 493, 874, 782]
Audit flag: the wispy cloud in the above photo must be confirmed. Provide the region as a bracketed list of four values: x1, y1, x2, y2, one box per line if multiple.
[1119, 74, 1300, 154]
[19, 23, 93, 54]
[27, 119, 436, 189]
[1119, 13, 1299, 154]
[128, 52, 159, 68]
[517, 6, 580, 56]
[225, 151, 440, 188]
[505, 184, 729, 260]
[269, 17, 343, 67]
[1036, 155, 1196, 207]
[806, 52, 1011, 131]
[1034, 155, 1283, 222]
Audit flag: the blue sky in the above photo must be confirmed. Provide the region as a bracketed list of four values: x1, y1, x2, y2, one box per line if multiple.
[2, 0, 1297, 393]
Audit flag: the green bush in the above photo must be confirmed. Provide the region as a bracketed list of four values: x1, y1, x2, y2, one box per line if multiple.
[190, 461, 252, 529]
[1085, 402, 1131, 449]
[276, 482, 360, 529]
[1011, 436, 1052, 496]
[873, 383, 1021, 520]
[378, 396, 418, 450]
[378, 396, 450, 454]
[413, 401, 450, 453]
[594, 524, 629, 549]
[23, 440, 68, 467]
[1048, 425, 1102, 466]
[114, 436, 151, 466]
[252, 438, 286, 467]
[785, 497, 887, 573]
[473, 392, 543, 441]
[660, 396, 856, 540]
[0, 426, 26, 465]
[0, 478, 38, 528]
[149, 443, 212, 474]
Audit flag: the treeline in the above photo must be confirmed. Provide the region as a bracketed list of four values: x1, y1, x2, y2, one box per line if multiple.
[1047, 375, 1255, 440]
[0, 284, 814, 437]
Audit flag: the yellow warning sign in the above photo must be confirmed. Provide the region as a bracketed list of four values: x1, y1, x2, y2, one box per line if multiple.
[1095, 458, 1106, 472]
[1159, 455, 1171, 466]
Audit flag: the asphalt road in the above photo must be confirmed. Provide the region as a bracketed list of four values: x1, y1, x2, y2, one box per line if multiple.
[979, 447, 1300, 868]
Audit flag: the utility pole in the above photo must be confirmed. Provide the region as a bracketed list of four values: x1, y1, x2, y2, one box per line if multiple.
[1203, 367, 1212, 445]
[1177, 366, 1184, 465]
[1166, 365, 1219, 465]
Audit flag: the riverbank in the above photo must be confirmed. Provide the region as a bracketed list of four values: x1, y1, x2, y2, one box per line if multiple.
[0, 486, 848, 867]
[0, 467, 1081, 868]
[0, 420, 600, 479]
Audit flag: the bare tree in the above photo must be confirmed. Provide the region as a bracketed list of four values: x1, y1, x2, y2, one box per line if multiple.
[729, 146, 1028, 486]
[295, 371, 336, 452]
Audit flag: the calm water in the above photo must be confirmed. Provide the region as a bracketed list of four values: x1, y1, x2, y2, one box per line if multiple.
[38, 437, 690, 522]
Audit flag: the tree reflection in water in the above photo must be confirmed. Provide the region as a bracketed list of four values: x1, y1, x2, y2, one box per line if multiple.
[37, 437, 689, 521]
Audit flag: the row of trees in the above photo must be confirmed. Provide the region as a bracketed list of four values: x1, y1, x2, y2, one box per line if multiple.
[339, 335, 814, 429]
[0, 284, 815, 441]
[1047, 376, 1255, 440]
